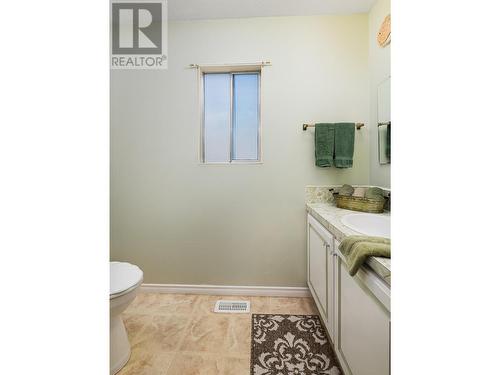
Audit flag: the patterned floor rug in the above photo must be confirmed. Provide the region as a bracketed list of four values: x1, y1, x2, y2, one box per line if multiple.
[251, 314, 342, 375]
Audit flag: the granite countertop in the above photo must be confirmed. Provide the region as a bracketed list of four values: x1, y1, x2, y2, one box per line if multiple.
[306, 202, 391, 285]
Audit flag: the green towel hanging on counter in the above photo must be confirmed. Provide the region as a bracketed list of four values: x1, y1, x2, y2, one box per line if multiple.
[339, 235, 390, 276]
[314, 123, 335, 167]
[333, 123, 355, 168]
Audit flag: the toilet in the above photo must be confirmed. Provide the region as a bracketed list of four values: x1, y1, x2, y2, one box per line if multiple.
[110, 261, 143, 375]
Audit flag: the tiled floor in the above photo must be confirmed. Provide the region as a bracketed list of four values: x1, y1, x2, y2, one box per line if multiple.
[118, 292, 318, 374]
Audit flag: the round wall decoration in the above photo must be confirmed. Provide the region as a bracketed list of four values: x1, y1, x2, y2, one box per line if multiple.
[377, 14, 391, 47]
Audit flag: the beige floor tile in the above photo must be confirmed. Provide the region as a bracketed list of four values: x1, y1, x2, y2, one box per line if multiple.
[125, 292, 160, 314]
[151, 293, 198, 315]
[166, 352, 220, 375]
[118, 348, 174, 375]
[218, 355, 250, 375]
[118, 293, 322, 374]
[248, 296, 271, 314]
[127, 293, 197, 316]
[166, 353, 249, 375]
[222, 315, 252, 356]
[123, 313, 153, 346]
[268, 297, 319, 315]
[180, 314, 230, 353]
[133, 314, 192, 352]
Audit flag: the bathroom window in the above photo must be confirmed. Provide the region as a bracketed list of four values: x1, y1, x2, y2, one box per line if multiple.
[201, 71, 261, 163]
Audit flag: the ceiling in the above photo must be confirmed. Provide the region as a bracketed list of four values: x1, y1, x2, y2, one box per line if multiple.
[168, 0, 376, 21]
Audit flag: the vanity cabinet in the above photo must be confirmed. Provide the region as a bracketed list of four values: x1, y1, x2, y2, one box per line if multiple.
[306, 214, 335, 339]
[306, 213, 391, 375]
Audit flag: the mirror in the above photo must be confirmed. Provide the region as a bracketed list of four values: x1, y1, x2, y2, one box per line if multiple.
[378, 77, 391, 164]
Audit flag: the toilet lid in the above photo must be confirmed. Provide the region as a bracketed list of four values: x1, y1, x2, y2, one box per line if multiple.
[110, 261, 143, 296]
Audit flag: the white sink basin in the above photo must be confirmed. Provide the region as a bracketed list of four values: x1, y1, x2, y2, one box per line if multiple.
[341, 213, 391, 238]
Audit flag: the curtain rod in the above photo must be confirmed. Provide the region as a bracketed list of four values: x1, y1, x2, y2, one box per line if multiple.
[189, 61, 271, 69]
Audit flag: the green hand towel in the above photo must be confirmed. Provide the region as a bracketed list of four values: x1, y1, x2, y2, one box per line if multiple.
[340, 235, 390, 253]
[339, 236, 391, 276]
[386, 123, 391, 160]
[333, 123, 355, 168]
[338, 184, 354, 196]
[315, 123, 335, 167]
[365, 187, 385, 201]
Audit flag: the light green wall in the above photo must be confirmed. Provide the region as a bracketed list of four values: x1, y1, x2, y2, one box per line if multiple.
[369, 0, 391, 188]
[111, 15, 370, 286]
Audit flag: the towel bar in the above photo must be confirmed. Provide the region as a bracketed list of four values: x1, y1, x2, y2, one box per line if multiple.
[303, 123, 364, 131]
[377, 121, 391, 127]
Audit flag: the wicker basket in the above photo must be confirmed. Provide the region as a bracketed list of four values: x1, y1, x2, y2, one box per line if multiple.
[333, 194, 385, 213]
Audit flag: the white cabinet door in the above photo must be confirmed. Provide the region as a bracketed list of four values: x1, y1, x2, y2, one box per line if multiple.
[307, 214, 335, 339]
[337, 259, 390, 375]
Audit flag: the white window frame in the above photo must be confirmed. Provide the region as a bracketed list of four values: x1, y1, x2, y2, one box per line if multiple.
[199, 66, 262, 164]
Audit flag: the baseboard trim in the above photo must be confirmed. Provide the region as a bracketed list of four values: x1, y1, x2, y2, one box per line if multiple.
[140, 283, 311, 298]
